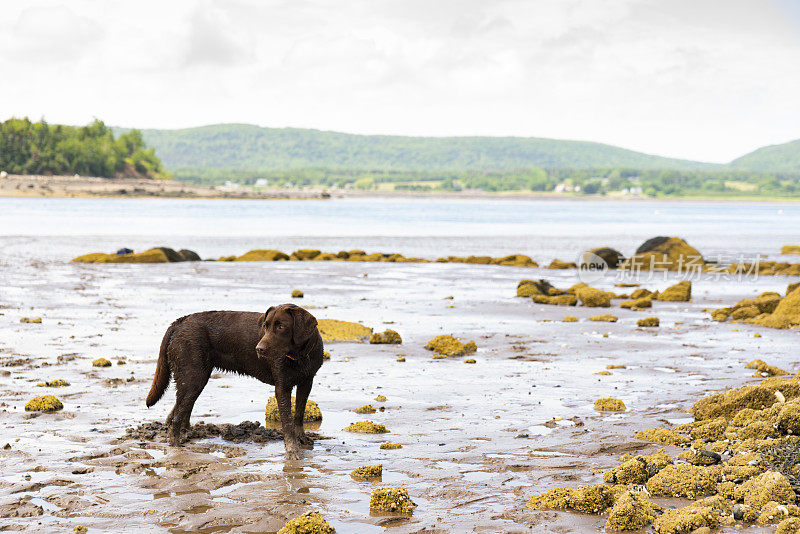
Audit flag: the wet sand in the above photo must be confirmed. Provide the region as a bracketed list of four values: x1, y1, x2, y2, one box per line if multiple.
[1, 258, 798, 532]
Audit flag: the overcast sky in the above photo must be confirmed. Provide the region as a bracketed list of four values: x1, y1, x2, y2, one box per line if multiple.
[2, 0, 799, 163]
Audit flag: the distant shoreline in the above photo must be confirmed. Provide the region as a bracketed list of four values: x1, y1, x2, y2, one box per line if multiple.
[1, 174, 798, 202]
[0, 174, 329, 200]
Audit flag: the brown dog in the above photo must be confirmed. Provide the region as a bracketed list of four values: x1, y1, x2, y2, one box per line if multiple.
[145, 304, 324, 459]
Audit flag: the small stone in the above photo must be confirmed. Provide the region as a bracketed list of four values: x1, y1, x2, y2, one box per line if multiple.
[92, 358, 112, 367]
[291, 290, 304, 298]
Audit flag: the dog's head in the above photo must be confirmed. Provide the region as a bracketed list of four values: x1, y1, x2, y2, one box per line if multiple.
[255, 304, 319, 361]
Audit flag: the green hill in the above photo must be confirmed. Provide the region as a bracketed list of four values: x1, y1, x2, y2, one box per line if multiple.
[116, 123, 716, 172]
[729, 138, 800, 173]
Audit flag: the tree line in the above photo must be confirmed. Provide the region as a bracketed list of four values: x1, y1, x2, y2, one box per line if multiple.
[0, 118, 168, 179]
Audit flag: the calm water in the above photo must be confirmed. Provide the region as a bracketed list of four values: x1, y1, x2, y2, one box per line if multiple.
[0, 196, 797, 262]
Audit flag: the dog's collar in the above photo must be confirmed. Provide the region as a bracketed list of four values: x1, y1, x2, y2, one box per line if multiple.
[285, 353, 297, 361]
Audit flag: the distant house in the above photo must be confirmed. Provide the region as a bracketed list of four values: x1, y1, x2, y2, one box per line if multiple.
[255, 179, 268, 187]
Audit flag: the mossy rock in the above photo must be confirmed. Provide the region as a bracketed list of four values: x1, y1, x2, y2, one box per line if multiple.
[96, 248, 170, 264]
[747, 359, 788, 377]
[657, 281, 691, 302]
[235, 249, 290, 261]
[637, 317, 660, 327]
[277, 511, 335, 534]
[20, 317, 42, 324]
[374, 395, 387, 402]
[424, 335, 477, 356]
[291, 249, 322, 261]
[527, 484, 615, 514]
[605, 492, 659, 531]
[92, 358, 112, 367]
[547, 259, 577, 269]
[562, 316, 578, 322]
[532, 294, 578, 306]
[25, 395, 63, 412]
[464, 358, 476, 364]
[594, 398, 626, 411]
[589, 314, 618, 322]
[621, 296, 653, 309]
[71, 252, 112, 263]
[634, 428, 690, 446]
[350, 464, 382, 480]
[369, 487, 416, 513]
[380, 442, 402, 449]
[369, 330, 402, 344]
[265, 396, 322, 422]
[584, 247, 625, 269]
[621, 237, 705, 272]
[291, 289, 304, 298]
[517, 279, 561, 297]
[353, 405, 376, 414]
[317, 319, 372, 342]
[178, 249, 201, 261]
[343, 421, 388, 433]
[645, 464, 722, 499]
[576, 286, 614, 307]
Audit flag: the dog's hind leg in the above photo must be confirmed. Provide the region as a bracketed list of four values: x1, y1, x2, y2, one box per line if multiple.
[168, 345, 211, 446]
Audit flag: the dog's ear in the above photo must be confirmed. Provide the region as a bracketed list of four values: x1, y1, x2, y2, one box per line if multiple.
[288, 306, 317, 346]
[259, 306, 276, 329]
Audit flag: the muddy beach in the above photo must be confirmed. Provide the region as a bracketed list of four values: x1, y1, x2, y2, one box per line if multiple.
[2, 198, 800, 533]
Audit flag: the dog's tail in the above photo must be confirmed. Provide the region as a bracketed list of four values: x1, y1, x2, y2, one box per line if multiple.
[146, 320, 179, 407]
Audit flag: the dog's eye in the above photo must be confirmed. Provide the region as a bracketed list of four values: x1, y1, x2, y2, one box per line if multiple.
[276, 323, 284, 329]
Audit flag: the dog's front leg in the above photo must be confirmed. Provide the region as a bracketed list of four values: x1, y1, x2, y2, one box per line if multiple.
[275, 383, 301, 460]
[294, 379, 314, 449]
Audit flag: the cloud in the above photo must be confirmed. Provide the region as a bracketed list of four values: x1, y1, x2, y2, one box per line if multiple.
[0, 0, 799, 162]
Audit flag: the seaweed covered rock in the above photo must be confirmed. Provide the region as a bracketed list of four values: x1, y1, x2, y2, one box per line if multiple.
[532, 294, 578, 306]
[589, 314, 618, 322]
[605, 492, 659, 531]
[652, 496, 729, 534]
[71, 252, 112, 263]
[620, 296, 653, 310]
[369, 330, 402, 344]
[353, 405, 376, 414]
[547, 259, 577, 269]
[350, 465, 382, 480]
[516, 279, 562, 297]
[621, 237, 704, 272]
[576, 286, 614, 307]
[562, 316, 578, 322]
[777, 517, 800, 534]
[369, 487, 416, 514]
[20, 317, 42, 323]
[464, 358, 476, 364]
[747, 359, 789, 377]
[235, 249, 291, 261]
[317, 319, 372, 342]
[98, 248, 171, 263]
[178, 249, 201, 261]
[604, 450, 672, 484]
[278, 511, 335, 534]
[92, 358, 112, 367]
[594, 398, 626, 412]
[343, 421, 389, 433]
[657, 281, 691, 302]
[734, 471, 795, 509]
[291, 289, 304, 298]
[424, 335, 477, 356]
[637, 317, 660, 327]
[493, 254, 538, 267]
[583, 247, 625, 269]
[36, 379, 69, 387]
[782, 246, 800, 255]
[265, 396, 322, 422]
[645, 464, 722, 499]
[635, 428, 690, 446]
[749, 286, 800, 329]
[711, 291, 783, 322]
[527, 484, 615, 514]
[380, 442, 402, 449]
[25, 395, 63, 412]
[290, 249, 322, 261]
[692, 384, 780, 420]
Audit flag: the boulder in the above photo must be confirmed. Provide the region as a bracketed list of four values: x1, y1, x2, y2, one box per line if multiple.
[621, 237, 704, 272]
[582, 247, 624, 269]
[236, 249, 289, 261]
[657, 281, 691, 302]
[178, 249, 201, 261]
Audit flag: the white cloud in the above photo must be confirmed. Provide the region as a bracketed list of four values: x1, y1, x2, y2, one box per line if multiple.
[0, 0, 799, 163]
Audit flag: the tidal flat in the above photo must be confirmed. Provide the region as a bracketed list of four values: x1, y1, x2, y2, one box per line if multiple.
[1, 253, 799, 532]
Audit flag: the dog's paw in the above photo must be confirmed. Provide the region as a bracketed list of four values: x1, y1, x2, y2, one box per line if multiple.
[285, 449, 302, 461]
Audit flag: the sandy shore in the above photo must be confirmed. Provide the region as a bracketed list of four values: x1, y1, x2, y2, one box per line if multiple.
[1, 254, 798, 532]
[0, 174, 329, 200]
